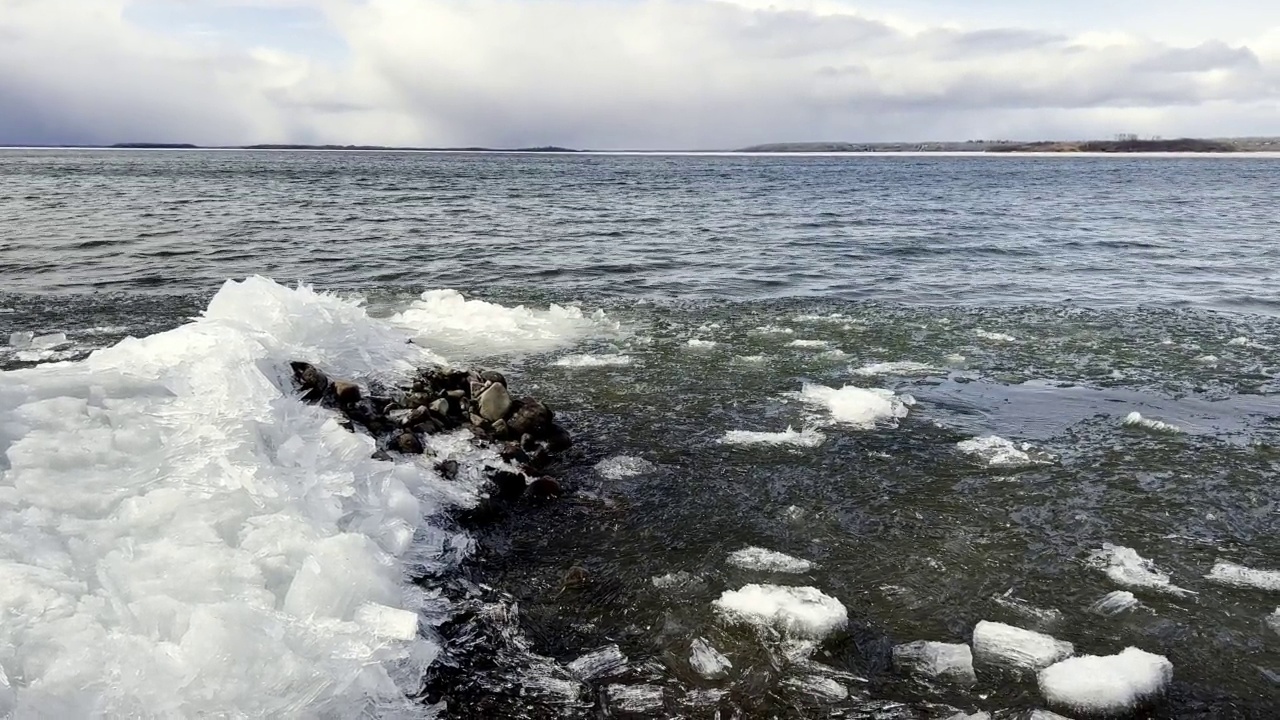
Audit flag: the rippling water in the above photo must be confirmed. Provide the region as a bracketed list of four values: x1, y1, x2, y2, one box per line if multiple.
[2, 150, 1279, 718]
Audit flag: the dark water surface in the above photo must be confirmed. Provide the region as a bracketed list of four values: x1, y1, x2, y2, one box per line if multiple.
[2, 150, 1279, 718]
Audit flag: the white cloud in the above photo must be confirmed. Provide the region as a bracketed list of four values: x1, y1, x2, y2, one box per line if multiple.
[1, 0, 1278, 148]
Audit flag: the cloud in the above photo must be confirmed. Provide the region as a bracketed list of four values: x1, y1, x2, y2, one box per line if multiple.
[1, 0, 1278, 148]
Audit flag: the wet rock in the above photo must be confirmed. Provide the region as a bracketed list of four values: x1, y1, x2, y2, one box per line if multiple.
[546, 423, 573, 452]
[332, 380, 361, 405]
[500, 443, 530, 465]
[478, 382, 512, 421]
[290, 361, 329, 401]
[527, 476, 561, 500]
[404, 392, 433, 409]
[507, 397, 553, 437]
[436, 459, 459, 480]
[394, 432, 424, 455]
[490, 470, 527, 498]
[446, 389, 466, 400]
[521, 433, 538, 452]
[527, 448, 553, 471]
[491, 418, 510, 439]
[469, 413, 486, 427]
[482, 370, 507, 386]
[428, 398, 450, 417]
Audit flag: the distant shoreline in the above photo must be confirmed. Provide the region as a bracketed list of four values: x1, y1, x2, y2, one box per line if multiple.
[0, 143, 583, 153]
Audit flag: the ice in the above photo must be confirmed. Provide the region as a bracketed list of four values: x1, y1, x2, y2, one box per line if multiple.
[31, 332, 69, 349]
[685, 338, 718, 348]
[651, 570, 698, 589]
[1027, 712, 1074, 720]
[1088, 544, 1194, 596]
[568, 645, 628, 681]
[753, 325, 794, 335]
[853, 360, 936, 377]
[552, 353, 632, 367]
[0, 277, 493, 717]
[991, 591, 1063, 625]
[606, 684, 665, 713]
[727, 547, 814, 573]
[720, 426, 826, 448]
[1038, 647, 1173, 714]
[971, 621, 1074, 671]
[975, 329, 1017, 342]
[957, 436, 1054, 469]
[797, 383, 910, 429]
[788, 339, 829, 348]
[1228, 336, 1249, 346]
[1195, 354, 1220, 365]
[595, 455, 656, 479]
[1090, 591, 1141, 615]
[0, 666, 13, 717]
[734, 354, 767, 363]
[892, 641, 977, 686]
[945, 713, 990, 720]
[714, 584, 848, 639]
[1123, 411, 1182, 434]
[683, 688, 727, 707]
[1269, 609, 1280, 636]
[390, 288, 617, 357]
[1205, 561, 1280, 591]
[689, 638, 733, 679]
[8, 331, 33, 348]
[784, 675, 848, 703]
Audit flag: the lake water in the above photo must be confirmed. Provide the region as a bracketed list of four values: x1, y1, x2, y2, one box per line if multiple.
[1, 150, 1278, 718]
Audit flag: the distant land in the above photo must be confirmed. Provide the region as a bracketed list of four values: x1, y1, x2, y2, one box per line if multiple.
[738, 137, 1280, 153]
[0, 142, 581, 152]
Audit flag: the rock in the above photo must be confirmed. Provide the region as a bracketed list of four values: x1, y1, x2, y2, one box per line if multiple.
[521, 433, 538, 451]
[527, 448, 552, 470]
[491, 470, 527, 497]
[402, 406, 431, 427]
[290, 361, 329, 401]
[478, 383, 512, 421]
[546, 423, 573, 452]
[394, 432, 423, 455]
[446, 389, 466, 400]
[404, 392, 433, 408]
[528, 476, 561, 500]
[429, 398, 450, 417]
[436, 459, 459, 480]
[469, 413, 486, 427]
[332, 380, 361, 405]
[482, 370, 507, 386]
[507, 397, 553, 437]
[470, 381, 487, 398]
[500, 443, 530, 465]
[491, 419, 510, 439]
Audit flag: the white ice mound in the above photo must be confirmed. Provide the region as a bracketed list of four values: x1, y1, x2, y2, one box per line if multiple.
[853, 361, 936, 377]
[713, 585, 848, 639]
[957, 436, 1054, 469]
[553, 353, 633, 367]
[391, 288, 616, 357]
[0, 277, 479, 718]
[1090, 591, 1141, 616]
[1123, 411, 1182, 434]
[689, 638, 733, 679]
[1038, 647, 1173, 714]
[892, 641, 976, 686]
[727, 547, 814, 573]
[1205, 561, 1280, 591]
[595, 455, 656, 479]
[798, 383, 910, 429]
[720, 426, 826, 448]
[971, 621, 1074, 671]
[1088, 544, 1194, 596]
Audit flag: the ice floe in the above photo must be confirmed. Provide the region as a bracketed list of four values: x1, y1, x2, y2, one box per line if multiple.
[689, 638, 733, 679]
[783, 675, 848, 703]
[720, 426, 826, 447]
[727, 547, 814, 573]
[1090, 591, 1142, 616]
[1088, 544, 1194, 596]
[1205, 561, 1280, 591]
[595, 455, 656, 479]
[957, 436, 1054, 469]
[606, 684, 665, 713]
[568, 645, 628, 681]
[971, 621, 1074, 671]
[552, 353, 633, 367]
[714, 584, 847, 640]
[788, 339, 830, 348]
[852, 360, 936, 377]
[797, 383, 911, 429]
[892, 641, 977, 686]
[685, 338, 718, 349]
[1123, 411, 1182, 434]
[975, 329, 1017, 342]
[1038, 647, 1172, 715]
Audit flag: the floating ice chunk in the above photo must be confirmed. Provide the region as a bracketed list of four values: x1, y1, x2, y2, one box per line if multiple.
[991, 591, 1063, 625]
[853, 361, 936, 377]
[975, 329, 1017, 342]
[1205, 561, 1280, 591]
[734, 354, 767, 363]
[1088, 544, 1193, 596]
[354, 603, 420, 640]
[892, 641, 976, 686]
[606, 684, 665, 713]
[714, 585, 848, 640]
[569, 645, 628, 681]
[595, 455, 656, 479]
[1090, 591, 1141, 616]
[788, 339, 829, 348]
[0, 666, 13, 717]
[31, 332, 69, 349]
[797, 383, 910, 429]
[8, 330, 33, 347]
[721, 426, 825, 448]
[651, 571, 698, 590]
[684, 688, 727, 707]
[553, 353, 632, 367]
[1027, 711, 1074, 720]
[1038, 648, 1172, 715]
[784, 675, 848, 703]
[957, 436, 1054, 469]
[1269, 609, 1280, 636]
[1195, 354, 1219, 365]
[945, 713, 991, 720]
[971, 621, 1074, 671]
[685, 338, 718, 348]
[1228, 336, 1249, 346]
[753, 325, 794, 335]
[1123, 411, 1182, 433]
[391, 289, 617, 357]
[727, 547, 814, 573]
[689, 638, 733, 679]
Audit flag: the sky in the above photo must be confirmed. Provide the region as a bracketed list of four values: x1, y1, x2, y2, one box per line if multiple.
[1, 0, 1278, 149]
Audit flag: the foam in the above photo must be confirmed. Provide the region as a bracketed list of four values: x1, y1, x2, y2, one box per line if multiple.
[1090, 591, 1141, 615]
[797, 383, 910, 429]
[685, 338, 718, 349]
[1038, 647, 1173, 714]
[390, 288, 617, 357]
[689, 638, 733, 679]
[1123, 412, 1182, 433]
[957, 436, 1054, 469]
[971, 621, 1073, 671]
[720, 426, 826, 448]
[853, 361, 936, 377]
[975, 329, 1017, 342]
[892, 641, 976, 686]
[595, 455, 656, 480]
[727, 547, 814, 573]
[713, 584, 847, 639]
[1205, 561, 1280, 591]
[1088, 544, 1193, 596]
[788, 339, 829, 348]
[0, 277, 491, 717]
[552, 353, 633, 367]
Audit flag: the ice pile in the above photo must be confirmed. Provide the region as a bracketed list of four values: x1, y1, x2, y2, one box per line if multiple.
[957, 436, 1054, 469]
[552, 353, 633, 367]
[720, 426, 826, 448]
[892, 641, 976, 686]
[689, 638, 733, 679]
[0, 277, 483, 717]
[971, 621, 1073, 671]
[852, 361, 936, 377]
[727, 547, 814, 573]
[1205, 561, 1280, 591]
[595, 455, 656, 479]
[1038, 648, 1172, 714]
[1123, 411, 1183, 434]
[713, 585, 847, 639]
[1088, 544, 1194, 596]
[390, 288, 617, 357]
[797, 383, 911, 429]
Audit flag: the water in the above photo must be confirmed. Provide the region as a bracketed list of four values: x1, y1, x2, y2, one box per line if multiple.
[2, 149, 1279, 718]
